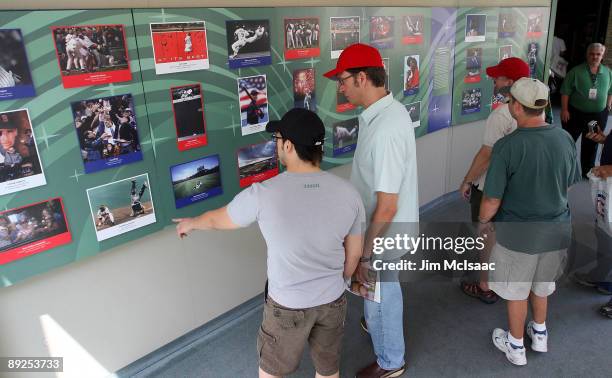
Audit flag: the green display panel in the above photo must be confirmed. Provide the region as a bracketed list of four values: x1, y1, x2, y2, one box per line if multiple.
[452, 7, 550, 125]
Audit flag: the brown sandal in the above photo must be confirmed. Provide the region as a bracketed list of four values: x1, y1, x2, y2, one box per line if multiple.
[461, 281, 499, 304]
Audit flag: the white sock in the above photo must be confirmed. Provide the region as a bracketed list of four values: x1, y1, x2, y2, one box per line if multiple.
[532, 321, 546, 332]
[508, 332, 524, 347]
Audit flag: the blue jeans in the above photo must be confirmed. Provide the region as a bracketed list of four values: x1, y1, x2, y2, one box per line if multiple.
[364, 268, 405, 370]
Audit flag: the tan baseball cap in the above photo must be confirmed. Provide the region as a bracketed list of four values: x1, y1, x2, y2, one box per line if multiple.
[509, 77, 549, 109]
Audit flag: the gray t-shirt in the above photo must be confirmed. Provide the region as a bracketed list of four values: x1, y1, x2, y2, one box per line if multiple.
[227, 171, 365, 309]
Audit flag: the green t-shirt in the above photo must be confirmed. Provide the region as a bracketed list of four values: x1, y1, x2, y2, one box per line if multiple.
[483, 125, 581, 252]
[560, 63, 612, 113]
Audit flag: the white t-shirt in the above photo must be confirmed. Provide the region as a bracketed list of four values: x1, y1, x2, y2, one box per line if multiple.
[475, 103, 517, 190]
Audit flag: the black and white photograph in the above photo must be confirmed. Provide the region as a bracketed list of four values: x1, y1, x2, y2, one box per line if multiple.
[461, 88, 482, 114]
[527, 13, 544, 37]
[369, 16, 394, 49]
[330, 16, 360, 59]
[0, 29, 35, 100]
[86, 174, 156, 241]
[0, 109, 46, 195]
[284, 18, 320, 60]
[402, 15, 424, 44]
[226, 19, 271, 69]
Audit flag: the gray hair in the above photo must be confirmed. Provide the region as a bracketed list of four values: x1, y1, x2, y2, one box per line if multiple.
[587, 43, 606, 52]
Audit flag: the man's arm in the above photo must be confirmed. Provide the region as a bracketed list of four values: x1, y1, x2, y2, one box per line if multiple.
[478, 195, 502, 223]
[173, 206, 241, 237]
[460, 145, 493, 200]
[607, 94, 612, 111]
[561, 94, 570, 123]
[344, 233, 364, 279]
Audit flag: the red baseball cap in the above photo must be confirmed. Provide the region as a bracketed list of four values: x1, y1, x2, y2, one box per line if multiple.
[323, 43, 384, 79]
[485, 57, 530, 81]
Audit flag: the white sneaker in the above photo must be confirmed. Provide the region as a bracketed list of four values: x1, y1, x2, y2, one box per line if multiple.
[492, 328, 527, 366]
[526, 321, 548, 352]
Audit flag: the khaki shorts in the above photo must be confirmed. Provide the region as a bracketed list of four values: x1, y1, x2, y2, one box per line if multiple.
[257, 293, 347, 376]
[488, 243, 567, 301]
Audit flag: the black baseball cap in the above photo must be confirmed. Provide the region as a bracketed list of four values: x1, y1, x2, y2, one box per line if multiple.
[266, 108, 325, 147]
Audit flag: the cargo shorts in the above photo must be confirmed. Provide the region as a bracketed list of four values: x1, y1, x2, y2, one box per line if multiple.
[257, 293, 347, 376]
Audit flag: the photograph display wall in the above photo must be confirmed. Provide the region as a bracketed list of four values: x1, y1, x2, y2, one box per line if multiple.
[0, 5, 551, 287]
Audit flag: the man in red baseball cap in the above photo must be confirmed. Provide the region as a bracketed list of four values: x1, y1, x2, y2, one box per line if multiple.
[459, 57, 530, 304]
[325, 43, 419, 378]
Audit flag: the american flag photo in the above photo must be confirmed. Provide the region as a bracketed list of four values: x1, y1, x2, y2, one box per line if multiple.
[237, 74, 269, 136]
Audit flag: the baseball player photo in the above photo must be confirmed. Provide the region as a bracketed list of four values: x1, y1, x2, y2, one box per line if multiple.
[170, 155, 223, 209]
[237, 141, 278, 188]
[226, 19, 271, 69]
[332, 118, 359, 156]
[293, 68, 316, 112]
[170, 83, 207, 151]
[237, 74, 269, 136]
[0, 29, 35, 100]
[284, 17, 320, 60]
[150, 21, 209, 74]
[50, 24, 131, 88]
[86, 174, 156, 242]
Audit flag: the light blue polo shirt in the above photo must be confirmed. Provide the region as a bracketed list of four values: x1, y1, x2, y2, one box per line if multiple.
[350, 92, 419, 225]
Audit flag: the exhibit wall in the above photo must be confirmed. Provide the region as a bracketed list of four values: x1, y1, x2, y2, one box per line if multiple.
[0, 1, 553, 377]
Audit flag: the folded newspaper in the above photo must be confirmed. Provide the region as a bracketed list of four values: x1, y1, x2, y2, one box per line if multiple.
[346, 268, 381, 303]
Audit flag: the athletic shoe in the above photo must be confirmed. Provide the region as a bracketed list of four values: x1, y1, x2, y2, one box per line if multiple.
[526, 321, 548, 352]
[492, 328, 527, 366]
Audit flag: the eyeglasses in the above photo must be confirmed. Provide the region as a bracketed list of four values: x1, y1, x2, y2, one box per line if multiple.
[270, 133, 283, 141]
[336, 73, 357, 87]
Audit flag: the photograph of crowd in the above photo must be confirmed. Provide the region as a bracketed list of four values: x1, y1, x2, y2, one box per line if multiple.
[0, 29, 35, 100]
[402, 15, 424, 44]
[0, 109, 46, 195]
[71, 94, 142, 173]
[171, 84, 207, 151]
[226, 19, 271, 68]
[333, 118, 359, 156]
[0, 198, 71, 265]
[284, 18, 320, 60]
[330, 16, 360, 59]
[87, 174, 156, 241]
[170, 155, 222, 208]
[369, 16, 394, 49]
[461, 88, 482, 114]
[293, 68, 316, 111]
[237, 74, 269, 135]
[237, 141, 278, 187]
[51, 24, 131, 88]
[150, 21, 209, 74]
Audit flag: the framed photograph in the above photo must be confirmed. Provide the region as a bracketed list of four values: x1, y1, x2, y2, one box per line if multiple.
[499, 45, 512, 62]
[293, 68, 316, 111]
[403, 55, 420, 96]
[405, 101, 421, 128]
[464, 47, 482, 83]
[0, 29, 35, 100]
[498, 13, 516, 38]
[527, 13, 544, 38]
[492, 85, 506, 110]
[330, 16, 360, 59]
[465, 14, 486, 42]
[284, 18, 320, 60]
[369, 16, 394, 49]
[170, 84, 207, 151]
[237, 141, 278, 187]
[50, 24, 131, 88]
[332, 118, 359, 156]
[86, 174, 156, 241]
[461, 88, 482, 115]
[226, 20, 271, 69]
[70, 94, 142, 174]
[527, 42, 539, 78]
[170, 155, 222, 208]
[336, 87, 355, 113]
[150, 21, 209, 75]
[401, 15, 424, 45]
[0, 109, 46, 195]
[237, 74, 269, 136]
[0, 197, 71, 265]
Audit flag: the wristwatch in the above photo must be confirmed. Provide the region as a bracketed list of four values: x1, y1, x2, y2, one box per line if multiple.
[359, 256, 371, 263]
